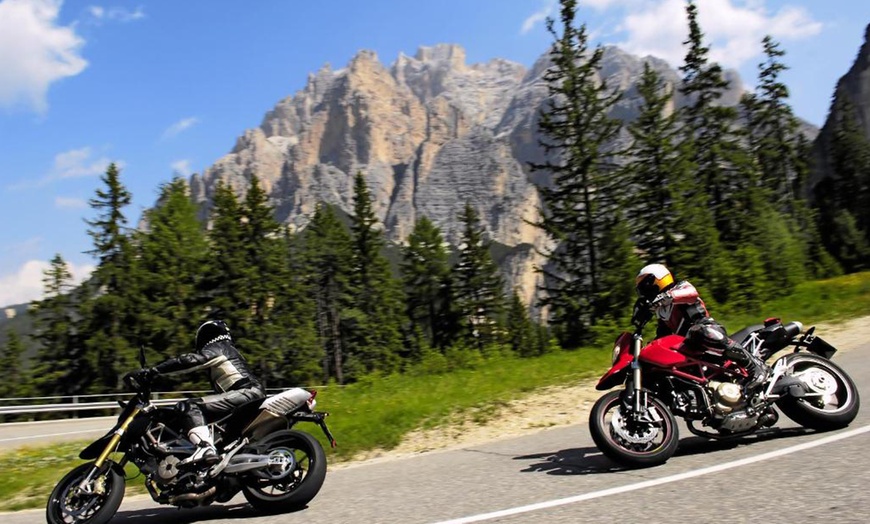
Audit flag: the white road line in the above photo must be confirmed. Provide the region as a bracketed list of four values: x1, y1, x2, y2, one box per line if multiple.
[0, 429, 104, 443]
[431, 424, 870, 524]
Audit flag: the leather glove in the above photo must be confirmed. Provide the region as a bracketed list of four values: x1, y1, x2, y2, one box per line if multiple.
[125, 367, 156, 386]
[651, 292, 673, 308]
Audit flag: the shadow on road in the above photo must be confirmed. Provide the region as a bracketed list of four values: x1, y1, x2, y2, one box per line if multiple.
[109, 502, 310, 523]
[675, 426, 814, 458]
[515, 446, 625, 475]
[515, 426, 816, 476]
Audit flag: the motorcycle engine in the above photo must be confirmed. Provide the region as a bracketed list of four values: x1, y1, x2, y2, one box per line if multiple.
[707, 380, 744, 414]
[157, 456, 181, 482]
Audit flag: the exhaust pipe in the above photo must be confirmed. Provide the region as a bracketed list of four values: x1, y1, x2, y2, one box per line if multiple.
[168, 486, 217, 506]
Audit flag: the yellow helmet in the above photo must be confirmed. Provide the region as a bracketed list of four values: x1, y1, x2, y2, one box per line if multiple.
[635, 264, 674, 301]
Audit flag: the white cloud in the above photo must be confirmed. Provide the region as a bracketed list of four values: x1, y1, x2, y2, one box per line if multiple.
[0, 258, 94, 307]
[53, 146, 112, 179]
[521, 0, 557, 35]
[522, 0, 634, 34]
[616, 0, 822, 69]
[171, 159, 192, 176]
[161, 117, 200, 140]
[54, 196, 86, 209]
[88, 4, 145, 22]
[7, 146, 116, 189]
[0, 0, 88, 113]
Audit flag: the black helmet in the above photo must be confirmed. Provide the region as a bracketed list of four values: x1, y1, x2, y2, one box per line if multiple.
[195, 320, 231, 351]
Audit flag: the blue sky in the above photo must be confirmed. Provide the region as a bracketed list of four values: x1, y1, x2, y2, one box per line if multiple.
[0, 0, 868, 308]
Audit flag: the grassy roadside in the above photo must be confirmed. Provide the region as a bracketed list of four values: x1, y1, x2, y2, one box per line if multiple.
[2, 271, 868, 512]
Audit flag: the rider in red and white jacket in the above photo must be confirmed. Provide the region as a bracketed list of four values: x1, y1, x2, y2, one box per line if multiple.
[635, 264, 770, 394]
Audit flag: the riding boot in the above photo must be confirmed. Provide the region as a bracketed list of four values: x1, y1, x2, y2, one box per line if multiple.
[725, 340, 769, 396]
[182, 425, 219, 465]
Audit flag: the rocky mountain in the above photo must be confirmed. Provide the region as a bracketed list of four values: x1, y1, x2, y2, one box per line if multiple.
[189, 43, 746, 304]
[810, 24, 870, 195]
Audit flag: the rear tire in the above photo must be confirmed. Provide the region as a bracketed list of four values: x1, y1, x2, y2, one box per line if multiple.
[589, 390, 679, 468]
[46, 461, 125, 524]
[775, 353, 860, 431]
[242, 429, 327, 513]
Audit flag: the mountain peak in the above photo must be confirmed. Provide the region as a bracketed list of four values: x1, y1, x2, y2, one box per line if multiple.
[414, 44, 466, 69]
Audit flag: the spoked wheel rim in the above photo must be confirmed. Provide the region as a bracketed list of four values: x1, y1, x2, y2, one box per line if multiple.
[50, 472, 110, 523]
[602, 397, 672, 455]
[246, 443, 313, 498]
[788, 358, 854, 415]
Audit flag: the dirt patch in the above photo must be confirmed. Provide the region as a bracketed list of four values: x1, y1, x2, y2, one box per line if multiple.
[335, 315, 870, 469]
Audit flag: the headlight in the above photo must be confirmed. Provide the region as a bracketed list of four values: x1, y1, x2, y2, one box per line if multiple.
[611, 344, 621, 365]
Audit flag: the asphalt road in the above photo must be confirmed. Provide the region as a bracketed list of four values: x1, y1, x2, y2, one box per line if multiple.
[0, 416, 115, 450]
[3, 343, 869, 524]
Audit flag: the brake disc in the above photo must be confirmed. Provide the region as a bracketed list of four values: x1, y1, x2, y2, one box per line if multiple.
[610, 407, 660, 444]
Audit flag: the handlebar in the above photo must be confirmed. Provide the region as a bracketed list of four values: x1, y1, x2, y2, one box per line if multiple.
[123, 369, 154, 398]
[631, 298, 652, 332]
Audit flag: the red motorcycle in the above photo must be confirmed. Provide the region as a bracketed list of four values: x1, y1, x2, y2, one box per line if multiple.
[589, 301, 860, 468]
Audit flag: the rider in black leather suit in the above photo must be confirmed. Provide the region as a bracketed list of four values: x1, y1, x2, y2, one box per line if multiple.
[145, 320, 265, 464]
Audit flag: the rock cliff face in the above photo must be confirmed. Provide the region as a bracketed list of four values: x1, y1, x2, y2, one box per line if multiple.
[189, 44, 746, 304]
[810, 24, 870, 195]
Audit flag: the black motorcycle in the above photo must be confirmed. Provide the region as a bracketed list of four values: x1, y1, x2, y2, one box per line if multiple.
[46, 351, 336, 524]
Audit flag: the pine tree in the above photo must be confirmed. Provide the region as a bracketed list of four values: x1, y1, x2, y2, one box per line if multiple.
[741, 36, 803, 212]
[135, 177, 209, 389]
[303, 203, 354, 383]
[595, 215, 641, 323]
[0, 330, 29, 398]
[815, 89, 870, 271]
[201, 181, 249, 331]
[624, 62, 691, 266]
[80, 163, 139, 392]
[238, 175, 289, 385]
[829, 90, 870, 238]
[530, 0, 626, 347]
[30, 254, 87, 396]
[673, 0, 743, 301]
[679, 0, 744, 243]
[453, 202, 505, 351]
[270, 229, 322, 385]
[506, 291, 537, 357]
[346, 172, 405, 375]
[401, 215, 453, 351]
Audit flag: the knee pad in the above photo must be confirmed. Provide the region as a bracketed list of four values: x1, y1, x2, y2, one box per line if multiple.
[175, 398, 205, 428]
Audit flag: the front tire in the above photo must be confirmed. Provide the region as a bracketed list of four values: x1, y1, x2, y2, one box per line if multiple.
[776, 353, 860, 431]
[589, 390, 679, 468]
[46, 462, 125, 524]
[242, 429, 327, 513]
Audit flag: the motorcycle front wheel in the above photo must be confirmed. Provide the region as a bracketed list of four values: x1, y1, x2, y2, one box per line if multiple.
[589, 390, 679, 468]
[242, 429, 327, 513]
[775, 353, 860, 431]
[46, 461, 125, 524]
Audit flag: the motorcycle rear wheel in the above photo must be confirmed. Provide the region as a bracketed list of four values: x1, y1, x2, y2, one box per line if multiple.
[775, 353, 860, 431]
[46, 461, 125, 524]
[242, 429, 327, 513]
[589, 390, 679, 468]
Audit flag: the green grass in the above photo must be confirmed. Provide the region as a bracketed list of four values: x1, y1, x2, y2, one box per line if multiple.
[2, 270, 869, 512]
[0, 443, 146, 512]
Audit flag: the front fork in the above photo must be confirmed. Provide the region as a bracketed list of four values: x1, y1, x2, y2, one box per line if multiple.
[76, 406, 140, 494]
[628, 332, 645, 413]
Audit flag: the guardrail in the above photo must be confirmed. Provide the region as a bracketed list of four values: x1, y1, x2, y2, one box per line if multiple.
[0, 386, 337, 416]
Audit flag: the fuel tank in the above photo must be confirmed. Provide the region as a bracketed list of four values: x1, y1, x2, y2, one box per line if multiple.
[638, 334, 689, 367]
